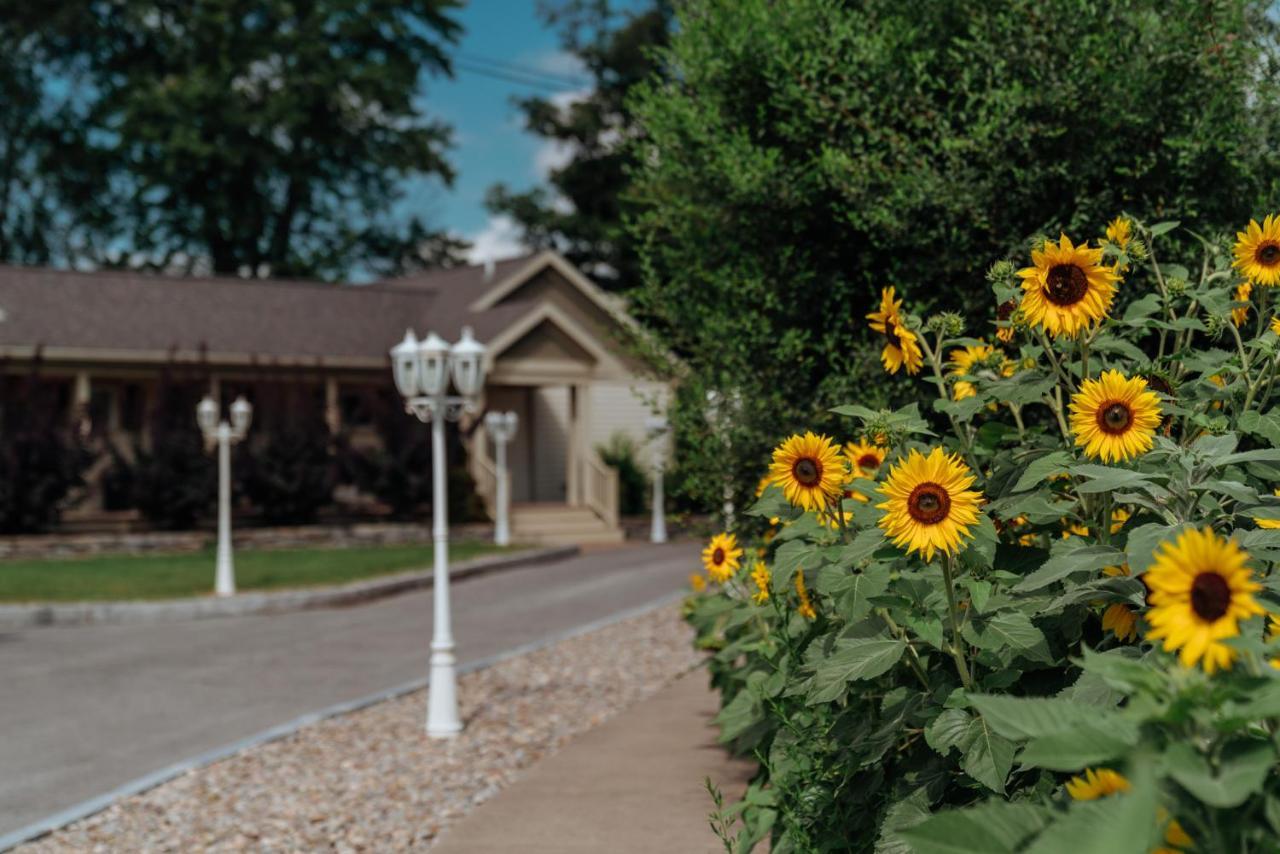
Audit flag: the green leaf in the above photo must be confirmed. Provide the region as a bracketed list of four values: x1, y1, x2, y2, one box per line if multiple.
[961, 513, 998, 570]
[875, 789, 933, 854]
[1124, 522, 1193, 573]
[1022, 758, 1158, 854]
[965, 611, 1053, 664]
[1068, 465, 1157, 494]
[1018, 723, 1138, 770]
[840, 526, 887, 565]
[925, 708, 972, 755]
[1165, 740, 1275, 808]
[1219, 448, 1280, 465]
[714, 688, 762, 744]
[1149, 220, 1180, 236]
[1121, 293, 1162, 321]
[1239, 409, 1280, 446]
[967, 694, 1133, 740]
[816, 564, 891, 622]
[899, 801, 1050, 854]
[1011, 451, 1074, 493]
[961, 716, 1015, 793]
[806, 636, 906, 704]
[1014, 543, 1126, 592]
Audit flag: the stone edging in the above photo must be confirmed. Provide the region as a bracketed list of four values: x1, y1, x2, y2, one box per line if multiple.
[0, 546, 578, 630]
[0, 589, 685, 853]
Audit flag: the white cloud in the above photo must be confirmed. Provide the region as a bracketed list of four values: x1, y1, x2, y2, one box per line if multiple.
[463, 214, 528, 265]
[528, 50, 589, 81]
[532, 89, 591, 181]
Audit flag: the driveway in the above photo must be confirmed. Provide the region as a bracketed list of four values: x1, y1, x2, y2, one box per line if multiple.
[0, 542, 697, 836]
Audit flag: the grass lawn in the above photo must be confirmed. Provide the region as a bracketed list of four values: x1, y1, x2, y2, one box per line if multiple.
[0, 541, 512, 602]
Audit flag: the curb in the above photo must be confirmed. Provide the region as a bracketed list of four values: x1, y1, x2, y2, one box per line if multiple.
[0, 546, 579, 630]
[0, 588, 687, 852]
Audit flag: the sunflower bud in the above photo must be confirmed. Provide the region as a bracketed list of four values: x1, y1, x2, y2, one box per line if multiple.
[1205, 414, 1230, 435]
[1166, 277, 1188, 297]
[986, 259, 1016, 287]
[1204, 313, 1225, 336]
[1126, 239, 1148, 262]
[926, 312, 964, 336]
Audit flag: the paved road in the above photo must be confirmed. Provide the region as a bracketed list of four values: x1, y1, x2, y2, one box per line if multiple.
[0, 542, 696, 836]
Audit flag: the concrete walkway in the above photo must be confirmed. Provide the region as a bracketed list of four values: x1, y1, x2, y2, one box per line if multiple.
[433, 668, 756, 854]
[0, 542, 696, 836]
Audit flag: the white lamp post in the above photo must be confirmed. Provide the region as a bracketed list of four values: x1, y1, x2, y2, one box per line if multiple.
[483, 411, 518, 547]
[645, 416, 669, 544]
[196, 394, 252, 597]
[391, 325, 487, 738]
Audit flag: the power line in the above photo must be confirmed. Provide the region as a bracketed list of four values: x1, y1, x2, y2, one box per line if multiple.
[455, 52, 591, 88]
[451, 52, 592, 93]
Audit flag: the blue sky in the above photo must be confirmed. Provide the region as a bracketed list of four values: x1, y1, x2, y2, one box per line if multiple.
[408, 2, 602, 264]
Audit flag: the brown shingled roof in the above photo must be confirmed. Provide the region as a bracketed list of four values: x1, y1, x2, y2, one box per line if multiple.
[0, 256, 540, 367]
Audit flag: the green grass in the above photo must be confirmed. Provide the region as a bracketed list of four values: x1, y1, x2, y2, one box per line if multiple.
[0, 541, 512, 602]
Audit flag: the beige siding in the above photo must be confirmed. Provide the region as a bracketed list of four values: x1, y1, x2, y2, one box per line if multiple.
[587, 382, 670, 465]
[531, 386, 570, 501]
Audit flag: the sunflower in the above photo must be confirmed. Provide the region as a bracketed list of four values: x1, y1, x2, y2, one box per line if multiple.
[1063, 507, 1131, 539]
[947, 343, 994, 401]
[1272, 316, 1280, 336]
[795, 570, 817, 620]
[1065, 767, 1131, 800]
[755, 474, 772, 498]
[1017, 234, 1120, 337]
[845, 439, 887, 479]
[701, 532, 743, 583]
[1144, 527, 1265, 673]
[1105, 216, 1132, 251]
[689, 573, 707, 593]
[1232, 280, 1253, 327]
[995, 299, 1018, 343]
[1069, 370, 1162, 463]
[1253, 488, 1280, 530]
[1101, 565, 1138, 643]
[877, 448, 983, 561]
[867, 286, 924, 375]
[769, 432, 845, 512]
[1233, 214, 1280, 286]
[750, 561, 771, 604]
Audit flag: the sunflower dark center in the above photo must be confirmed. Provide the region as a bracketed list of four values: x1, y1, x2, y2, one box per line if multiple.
[1190, 572, 1231, 622]
[712, 548, 725, 565]
[857, 454, 880, 470]
[1044, 264, 1089, 306]
[1258, 242, 1280, 267]
[1096, 401, 1132, 434]
[883, 320, 902, 349]
[907, 482, 951, 524]
[793, 457, 821, 487]
[997, 299, 1017, 321]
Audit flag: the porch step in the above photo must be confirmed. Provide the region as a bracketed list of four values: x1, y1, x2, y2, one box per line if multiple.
[509, 503, 625, 546]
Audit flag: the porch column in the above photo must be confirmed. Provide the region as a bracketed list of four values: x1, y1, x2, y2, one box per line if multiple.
[566, 385, 581, 505]
[324, 377, 341, 435]
[72, 371, 91, 435]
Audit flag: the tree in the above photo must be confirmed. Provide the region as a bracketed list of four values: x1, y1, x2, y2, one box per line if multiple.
[486, 0, 672, 290]
[628, 0, 1280, 511]
[3, 0, 466, 280]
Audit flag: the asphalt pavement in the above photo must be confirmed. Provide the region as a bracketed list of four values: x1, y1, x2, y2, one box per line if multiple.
[0, 541, 696, 836]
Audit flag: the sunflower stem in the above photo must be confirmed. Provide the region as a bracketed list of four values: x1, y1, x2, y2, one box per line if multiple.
[878, 608, 931, 691]
[941, 553, 973, 690]
[918, 331, 981, 474]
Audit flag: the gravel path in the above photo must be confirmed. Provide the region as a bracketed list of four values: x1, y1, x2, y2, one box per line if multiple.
[20, 604, 700, 852]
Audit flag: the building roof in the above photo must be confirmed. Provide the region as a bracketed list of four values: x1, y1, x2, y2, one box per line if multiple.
[0, 255, 548, 369]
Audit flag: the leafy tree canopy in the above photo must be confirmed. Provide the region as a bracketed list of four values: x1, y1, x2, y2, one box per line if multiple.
[486, 0, 672, 290]
[1, 0, 466, 280]
[628, 0, 1280, 510]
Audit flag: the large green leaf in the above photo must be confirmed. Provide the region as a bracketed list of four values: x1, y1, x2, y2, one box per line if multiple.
[961, 716, 1015, 793]
[1018, 723, 1138, 770]
[805, 635, 906, 704]
[967, 694, 1133, 740]
[924, 708, 973, 754]
[964, 611, 1053, 664]
[899, 801, 1050, 854]
[874, 789, 932, 854]
[1124, 522, 1193, 573]
[1010, 451, 1074, 493]
[815, 564, 891, 622]
[1165, 740, 1275, 808]
[1013, 543, 1126, 592]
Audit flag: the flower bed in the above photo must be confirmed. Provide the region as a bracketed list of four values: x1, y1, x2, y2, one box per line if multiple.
[687, 214, 1280, 852]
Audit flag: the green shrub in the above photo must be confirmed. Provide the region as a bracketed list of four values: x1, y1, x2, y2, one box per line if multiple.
[597, 432, 649, 516]
[236, 404, 335, 526]
[689, 214, 1280, 852]
[0, 374, 88, 533]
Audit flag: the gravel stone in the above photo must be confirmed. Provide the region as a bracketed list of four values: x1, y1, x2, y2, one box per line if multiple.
[21, 604, 699, 852]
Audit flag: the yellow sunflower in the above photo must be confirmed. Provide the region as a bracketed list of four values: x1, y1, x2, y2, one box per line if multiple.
[1017, 234, 1120, 337]
[1105, 216, 1132, 251]
[995, 299, 1018, 343]
[1233, 214, 1280, 286]
[750, 561, 771, 604]
[701, 532, 743, 583]
[1272, 316, 1280, 336]
[948, 343, 994, 401]
[755, 474, 772, 498]
[1144, 527, 1265, 673]
[877, 448, 983, 561]
[1101, 565, 1138, 643]
[845, 440, 887, 479]
[769, 432, 845, 512]
[1232, 280, 1253, 327]
[1065, 767, 1131, 800]
[1063, 507, 1131, 539]
[1253, 488, 1280, 530]
[867, 286, 924, 375]
[1069, 370, 1162, 463]
[795, 570, 817, 620]
[689, 573, 707, 593]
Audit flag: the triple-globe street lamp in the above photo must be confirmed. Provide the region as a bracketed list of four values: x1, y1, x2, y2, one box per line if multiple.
[390, 325, 487, 738]
[196, 394, 253, 597]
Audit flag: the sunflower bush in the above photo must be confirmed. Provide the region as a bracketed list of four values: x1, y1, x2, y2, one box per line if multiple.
[687, 214, 1280, 852]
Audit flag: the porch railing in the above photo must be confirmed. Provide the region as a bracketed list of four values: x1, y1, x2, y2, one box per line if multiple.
[472, 450, 499, 519]
[582, 451, 619, 530]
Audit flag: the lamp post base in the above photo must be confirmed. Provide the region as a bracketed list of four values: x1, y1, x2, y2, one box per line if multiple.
[426, 647, 462, 738]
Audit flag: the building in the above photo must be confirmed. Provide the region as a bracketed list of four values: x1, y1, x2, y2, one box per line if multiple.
[0, 252, 669, 543]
